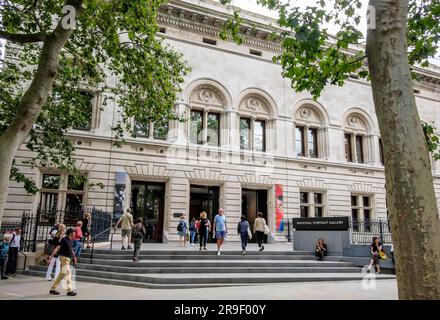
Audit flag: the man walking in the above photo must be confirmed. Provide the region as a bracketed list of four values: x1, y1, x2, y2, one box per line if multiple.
[213, 208, 227, 256]
[48, 228, 77, 296]
[116, 208, 134, 250]
[6, 228, 21, 277]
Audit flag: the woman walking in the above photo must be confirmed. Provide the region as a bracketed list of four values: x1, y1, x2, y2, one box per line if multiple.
[132, 218, 146, 262]
[189, 218, 197, 245]
[177, 215, 189, 247]
[45, 224, 65, 281]
[237, 215, 250, 255]
[73, 221, 83, 260]
[368, 236, 383, 273]
[81, 212, 92, 249]
[253, 212, 266, 252]
[198, 211, 210, 251]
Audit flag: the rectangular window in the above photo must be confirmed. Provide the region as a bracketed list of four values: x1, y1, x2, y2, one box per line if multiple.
[300, 206, 309, 218]
[254, 120, 266, 152]
[203, 38, 217, 45]
[190, 110, 204, 144]
[134, 119, 150, 138]
[240, 117, 251, 150]
[207, 112, 220, 146]
[300, 192, 308, 204]
[364, 209, 371, 232]
[351, 208, 359, 231]
[356, 135, 364, 163]
[308, 128, 318, 158]
[345, 133, 353, 162]
[379, 138, 384, 165]
[296, 126, 305, 156]
[314, 193, 322, 205]
[351, 196, 358, 206]
[363, 196, 370, 207]
[153, 121, 168, 140]
[315, 207, 323, 218]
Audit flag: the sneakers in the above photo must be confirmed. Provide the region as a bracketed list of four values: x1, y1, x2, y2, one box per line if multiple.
[242, 251, 246, 256]
[217, 251, 221, 256]
[127, 245, 132, 250]
[261, 246, 264, 251]
[203, 247, 207, 251]
[199, 247, 202, 251]
[67, 291, 77, 296]
[49, 290, 60, 295]
[1, 276, 9, 280]
[121, 246, 126, 250]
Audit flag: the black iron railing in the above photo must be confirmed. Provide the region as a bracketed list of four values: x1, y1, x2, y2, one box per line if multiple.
[1, 208, 112, 252]
[350, 218, 392, 244]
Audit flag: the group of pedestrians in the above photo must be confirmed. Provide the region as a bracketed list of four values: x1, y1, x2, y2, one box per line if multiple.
[43, 211, 92, 296]
[0, 227, 21, 280]
[176, 209, 270, 256]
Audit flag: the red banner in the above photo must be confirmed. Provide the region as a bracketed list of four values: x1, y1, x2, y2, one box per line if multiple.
[275, 184, 284, 232]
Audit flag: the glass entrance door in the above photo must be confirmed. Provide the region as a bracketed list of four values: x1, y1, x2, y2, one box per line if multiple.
[242, 188, 268, 243]
[131, 181, 165, 243]
[190, 185, 219, 243]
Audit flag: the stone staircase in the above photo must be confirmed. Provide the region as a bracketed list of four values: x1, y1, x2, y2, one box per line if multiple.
[23, 249, 396, 289]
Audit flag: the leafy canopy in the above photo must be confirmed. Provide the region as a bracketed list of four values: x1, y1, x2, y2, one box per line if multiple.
[0, 0, 190, 193]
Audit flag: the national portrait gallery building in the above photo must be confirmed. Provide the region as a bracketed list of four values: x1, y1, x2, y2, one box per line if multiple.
[4, 0, 440, 243]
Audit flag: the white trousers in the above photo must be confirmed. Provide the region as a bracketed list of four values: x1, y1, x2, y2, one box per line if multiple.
[45, 256, 61, 280]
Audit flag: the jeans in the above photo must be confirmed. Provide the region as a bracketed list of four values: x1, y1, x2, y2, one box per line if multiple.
[133, 238, 142, 259]
[256, 231, 264, 248]
[51, 256, 73, 292]
[240, 233, 248, 251]
[0, 258, 7, 278]
[46, 256, 61, 280]
[7, 247, 18, 274]
[190, 230, 197, 243]
[199, 228, 208, 248]
[72, 240, 82, 258]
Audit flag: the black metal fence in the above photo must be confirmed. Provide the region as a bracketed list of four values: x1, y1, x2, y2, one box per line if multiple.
[350, 219, 392, 244]
[1, 208, 112, 252]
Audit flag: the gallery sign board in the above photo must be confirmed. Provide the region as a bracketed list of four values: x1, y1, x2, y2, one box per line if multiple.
[292, 217, 349, 231]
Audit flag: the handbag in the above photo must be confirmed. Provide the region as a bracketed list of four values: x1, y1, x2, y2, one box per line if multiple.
[247, 227, 252, 240]
[44, 241, 56, 255]
[379, 250, 388, 260]
[264, 225, 271, 235]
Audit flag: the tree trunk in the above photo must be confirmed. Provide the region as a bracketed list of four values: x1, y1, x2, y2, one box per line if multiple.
[0, 0, 83, 226]
[366, 0, 440, 299]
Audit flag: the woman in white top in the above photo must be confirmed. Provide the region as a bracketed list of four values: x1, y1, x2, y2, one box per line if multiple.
[253, 212, 267, 252]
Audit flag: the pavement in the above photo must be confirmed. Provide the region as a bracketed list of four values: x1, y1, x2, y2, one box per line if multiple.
[0, 274, 398, 300]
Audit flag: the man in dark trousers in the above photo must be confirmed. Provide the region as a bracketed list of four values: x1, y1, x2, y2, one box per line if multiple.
[6, 228, 21, 277]
[48, 228, 77, 296]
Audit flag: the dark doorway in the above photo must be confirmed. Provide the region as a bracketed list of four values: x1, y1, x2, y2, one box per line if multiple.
[131, 181, 165, 243]
[242, 188, 268, 243]
[190, 185, 219, 243]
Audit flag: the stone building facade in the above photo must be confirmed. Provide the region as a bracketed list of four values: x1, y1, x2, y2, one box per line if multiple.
[4, 0, 440, 243]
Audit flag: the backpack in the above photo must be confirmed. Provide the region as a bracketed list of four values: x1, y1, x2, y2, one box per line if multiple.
[132, 224, 144, 239]
[177, 221, 184, 232]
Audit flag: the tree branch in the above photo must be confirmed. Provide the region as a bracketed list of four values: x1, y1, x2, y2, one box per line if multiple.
[0, 30, 45, 43]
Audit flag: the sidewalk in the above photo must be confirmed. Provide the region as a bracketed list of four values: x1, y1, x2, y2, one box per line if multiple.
[0, 275, 398, 300]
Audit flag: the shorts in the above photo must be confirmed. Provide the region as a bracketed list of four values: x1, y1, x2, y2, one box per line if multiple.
[121, 229, 132, 237]
[215, 230, 226, 239]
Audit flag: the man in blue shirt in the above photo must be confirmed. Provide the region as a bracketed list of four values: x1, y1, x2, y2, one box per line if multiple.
[213, 208, 227, 256]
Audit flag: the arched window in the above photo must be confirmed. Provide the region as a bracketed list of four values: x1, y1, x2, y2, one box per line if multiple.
[294, 103, 328, 158]
[343, 112, 374, 164]
[187, 84, 227, 147]
[237, 92, 276, 152]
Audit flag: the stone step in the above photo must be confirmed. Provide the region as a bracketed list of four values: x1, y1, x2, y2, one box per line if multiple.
[73, 259, 356, 268]
[22, 270, 251, 290]
[81, 250, 306, 256]
[29, 264, 361, 274]
[24, 268, 395, 286]
[80, 254, 323, 261]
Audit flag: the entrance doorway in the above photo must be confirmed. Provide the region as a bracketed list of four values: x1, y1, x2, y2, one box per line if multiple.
[242, 188, 268, 243]
[190, 185, 219, 242]
[131, 181, 165, 243]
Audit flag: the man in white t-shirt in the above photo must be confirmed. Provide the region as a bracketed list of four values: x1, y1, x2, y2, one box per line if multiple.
[116, 209, 134, 250]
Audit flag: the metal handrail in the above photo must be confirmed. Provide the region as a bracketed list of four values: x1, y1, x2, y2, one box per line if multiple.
[89, 226, 116, 265]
